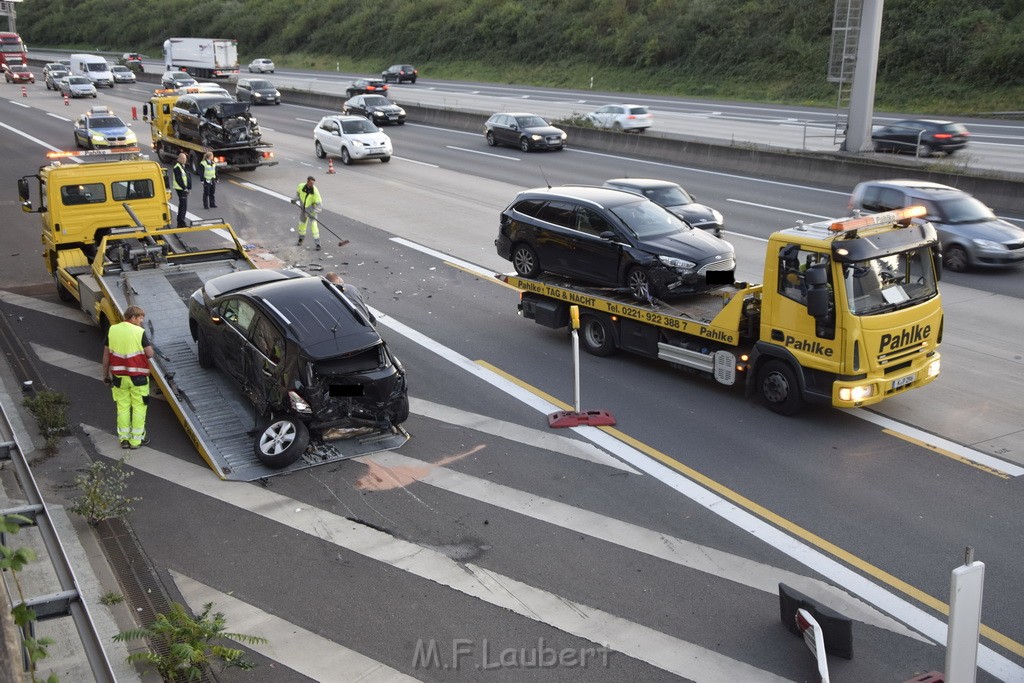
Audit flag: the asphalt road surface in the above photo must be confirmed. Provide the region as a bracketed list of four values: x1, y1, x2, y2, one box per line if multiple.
[2, 79, 1023, 682]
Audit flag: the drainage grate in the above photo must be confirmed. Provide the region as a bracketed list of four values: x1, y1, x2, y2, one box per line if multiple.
[96, 518, 213, 682]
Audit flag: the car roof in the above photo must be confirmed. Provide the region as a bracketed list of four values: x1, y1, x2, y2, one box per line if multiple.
[860, 179, 958, 192]
[515, 186, 644, 208]
[323, 114, 371, 123]
[178, 93, 234, 105]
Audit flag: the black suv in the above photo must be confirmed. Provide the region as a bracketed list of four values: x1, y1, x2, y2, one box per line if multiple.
[496, 186, 735, 300]
[381, 64, 417, 83]
[188, 269, 409, 468]
[172, 93, 262, 146]
[871, 119, 970, 157]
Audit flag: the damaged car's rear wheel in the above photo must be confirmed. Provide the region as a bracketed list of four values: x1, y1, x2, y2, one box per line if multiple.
[254, 416, 309, 468]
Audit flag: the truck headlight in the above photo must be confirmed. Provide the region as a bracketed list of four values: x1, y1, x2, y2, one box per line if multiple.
[658, 255, 696, 270]
[839, 384, 877, 402]
[927, 359, 940, 378]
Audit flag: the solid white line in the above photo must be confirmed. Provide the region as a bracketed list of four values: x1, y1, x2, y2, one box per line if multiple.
[0, 120, 81, 161]
[409, 397, 638, 473]
[390, 237, 499, 279]
[170, 570, 420, 682]
[725, 198, 836, 220]
[0, 291, 94, 324]
[366, 451, 921, 641]
[853, 410, 1024, 477]
[85, 427, 793, 683]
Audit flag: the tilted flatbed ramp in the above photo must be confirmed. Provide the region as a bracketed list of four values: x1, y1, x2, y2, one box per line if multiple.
[99, 231, 407, 481]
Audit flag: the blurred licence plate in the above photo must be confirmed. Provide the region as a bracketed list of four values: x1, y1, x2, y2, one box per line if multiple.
[892, 374, 915, 389]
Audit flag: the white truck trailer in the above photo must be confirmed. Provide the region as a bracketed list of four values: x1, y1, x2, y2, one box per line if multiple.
[163, 37, 239, 78]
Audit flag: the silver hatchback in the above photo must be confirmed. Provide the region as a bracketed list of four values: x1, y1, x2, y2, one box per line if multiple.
[849, 180, 1024, 272]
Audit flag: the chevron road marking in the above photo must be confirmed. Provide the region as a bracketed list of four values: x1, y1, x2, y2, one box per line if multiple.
[87, 425, 794, 683]
[169, 570, 420, 682]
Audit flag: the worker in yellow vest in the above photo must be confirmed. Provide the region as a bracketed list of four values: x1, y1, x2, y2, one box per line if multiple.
[101, 306, 155, 449]
[200, 151, 218, 209]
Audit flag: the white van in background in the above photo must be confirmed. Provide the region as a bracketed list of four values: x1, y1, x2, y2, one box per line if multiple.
[69, 53, 114, 88]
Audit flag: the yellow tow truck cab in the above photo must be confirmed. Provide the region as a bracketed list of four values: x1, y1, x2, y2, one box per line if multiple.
[502, 206, 942, 414]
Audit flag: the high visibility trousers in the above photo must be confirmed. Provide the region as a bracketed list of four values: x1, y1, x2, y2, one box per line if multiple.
[297, 207, 320, 239]
[112, 375, 149, 446]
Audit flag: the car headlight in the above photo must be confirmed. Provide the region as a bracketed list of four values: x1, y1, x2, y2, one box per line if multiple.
[658, 255, 696, 270]
[397, 107, 406, 115]
[560, 132, 567, 140]
[352, 140, 365, 148]
[253, 93, 262, 99]
[91, 133, 104, 142]
[273, 91, 280, 97]
[125, 130, 137, 144]
[971, 238, 1004, 250]
[530, 134, 543, 141]
[372, 111, 384, 117]
[711, 209, 724, 224]
[288, 390, 312, 414]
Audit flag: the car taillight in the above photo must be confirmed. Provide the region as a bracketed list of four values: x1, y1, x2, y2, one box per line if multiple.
[627, 115, 636, 119]
[933, 133, 953, 139]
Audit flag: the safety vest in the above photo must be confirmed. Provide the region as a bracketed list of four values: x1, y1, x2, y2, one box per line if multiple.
[107, 322, 149, 376]
[296, 182, 322, 209]
[200, 159, 216, 181]
[172, 162, 189, 191]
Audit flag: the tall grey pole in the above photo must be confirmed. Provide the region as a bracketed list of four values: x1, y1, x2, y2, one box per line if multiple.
[842, 0, 883, 152]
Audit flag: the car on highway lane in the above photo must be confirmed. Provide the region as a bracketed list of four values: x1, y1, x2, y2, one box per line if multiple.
[119, 53, 145, 72]
[871, 119, 970, 157]
[110, 65, 136, 83]
[342, 94, 406, 125]
[849, 179, 1024, 272]
[346, 78, 388, 98]
[603, 178, 724, 237]
[585, 104, 653, 133]
[381, 64, 417, 83]
[484, 113, 566, 152]
[44, 65, 70, 90]
[161, 70, 197, 89]
[313, 115, 393, 165]
[248, 58, 275, 73]
[73, 106, 137, 149]
[496, 186, 735, 300]
[4, 64, 35, 84]
[235, 78, 281, 105]
[188, 269, 409, 468]
[58, 76, 97, 99]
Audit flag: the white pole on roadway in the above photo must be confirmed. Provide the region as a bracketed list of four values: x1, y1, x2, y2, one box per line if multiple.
[570, 305, 581, 413]
[945, 546, 984, 683]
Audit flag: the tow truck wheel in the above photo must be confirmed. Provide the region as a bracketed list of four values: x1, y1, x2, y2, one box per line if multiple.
[758, 360, 804, 415]
[254, 416, 309, 468]
[54, 274, 73, 302]
[943, 245, 969, 273]
[511, 244, 540, 277]
[580, 314, 616, 357]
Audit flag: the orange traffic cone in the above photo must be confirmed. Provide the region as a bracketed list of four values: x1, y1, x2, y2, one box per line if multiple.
[22, 86, 27, 97]
[63, 94, 69, 106]
[327, 158, 336, 174]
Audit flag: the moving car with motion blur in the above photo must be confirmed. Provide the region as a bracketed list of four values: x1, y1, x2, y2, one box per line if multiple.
[603, 178, 724, 237]
[871, 119, 969, 157]
[849, 179, 1024, 272]
[247, 58, 275, 73]
[58, 76, 97, 99]
[342, 94, 406, 125]
[381, 64, 417, 83]
[484, 113, 566, 152]
[585, 104, 653, 133]
[110, 65, 136, 83]
[4, 64, 34, 84]
[496, 186, 735, 300]
[346, 78, 388, 98]
[313, 114, 393, 165]
[188, 269, 409, 468]
[161, 70, 197, 89]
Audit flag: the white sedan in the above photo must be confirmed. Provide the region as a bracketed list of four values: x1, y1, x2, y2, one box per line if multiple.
[313, 115, 392, 165]
[248, 58, 275, 73]
[586, 104, 653, 133]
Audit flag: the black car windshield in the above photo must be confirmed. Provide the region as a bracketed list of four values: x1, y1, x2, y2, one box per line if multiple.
[843, 249, 938, 316]
[250, 80, 273, 88]
[363, 95, 390, 106]
[643, 185, 694, 207]
[932, 195, 996, 224]
[515, 116, 548, 128]
[342, 119, 379, 134]
[68, 77, 89, 84]
[610, 200, 689, 238]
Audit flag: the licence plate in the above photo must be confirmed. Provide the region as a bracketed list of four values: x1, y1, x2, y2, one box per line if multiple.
[892, 374, 916, 389]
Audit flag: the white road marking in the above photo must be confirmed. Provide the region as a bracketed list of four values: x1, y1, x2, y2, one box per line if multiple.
[410, 397, 638, 473]
[0, 291, 93, 324]
[364, 450, 923, 641]
[85, 426, 794, 683]
[47, 112, 72, 122]
[446, 145, 518, 160]
[725, 198, 835, 220]
[170, 570, 419, 682]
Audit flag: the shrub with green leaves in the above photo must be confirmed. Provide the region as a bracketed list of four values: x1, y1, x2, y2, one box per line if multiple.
[69, 460, 141, 527]
[23, 389, 70, 453]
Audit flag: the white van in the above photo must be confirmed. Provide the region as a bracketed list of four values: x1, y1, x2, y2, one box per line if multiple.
[69, 53, 114, 88]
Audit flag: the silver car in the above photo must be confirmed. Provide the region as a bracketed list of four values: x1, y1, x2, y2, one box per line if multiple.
[849, 179, 1024, 272]
[58, 76, 98, 99]
[248, 58, 275, 73]
[110, 65, 136, 83]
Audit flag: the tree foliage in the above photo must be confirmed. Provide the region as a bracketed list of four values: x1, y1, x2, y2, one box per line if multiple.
[18, 0, 1023, 108]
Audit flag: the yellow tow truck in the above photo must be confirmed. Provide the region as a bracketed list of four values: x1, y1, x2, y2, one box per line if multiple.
[18, 149, 404, 479]
[501, 206, 943, 414]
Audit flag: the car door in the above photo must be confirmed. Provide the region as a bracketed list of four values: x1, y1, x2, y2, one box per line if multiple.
[347, 96, 365, 117]
[211, 297, 257, 388]
[236, 80, 251, 102]
[531, 201, 580, 275]
[496, 115, 518, 146]
[73, 115, 87, 146]
[320, 118, 343, 156]
[563, 206, 623, 284]
[242, 314, 288, 414]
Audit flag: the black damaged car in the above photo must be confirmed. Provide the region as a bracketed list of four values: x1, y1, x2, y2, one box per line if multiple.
[496, 186, 735, 301]
[171, 93, 262, 147]
[188, 269, 409, 468]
